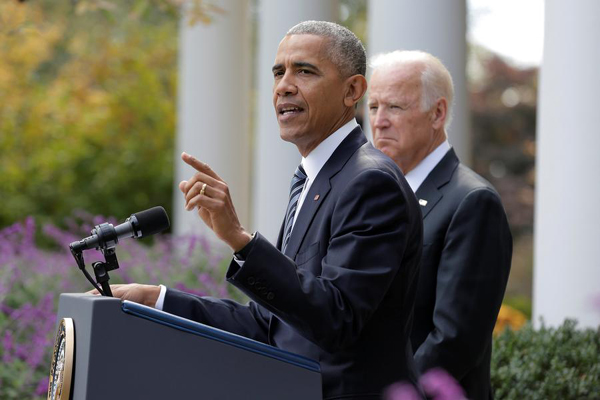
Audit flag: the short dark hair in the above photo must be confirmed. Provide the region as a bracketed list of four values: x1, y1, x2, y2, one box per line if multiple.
[286, 21, 366, 77]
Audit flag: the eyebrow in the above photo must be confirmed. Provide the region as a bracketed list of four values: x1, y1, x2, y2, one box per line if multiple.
[272, 61, 321, 73]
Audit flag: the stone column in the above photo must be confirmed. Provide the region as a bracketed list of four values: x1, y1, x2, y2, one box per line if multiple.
[366, 0, 470, 164]
[251, 0, 338, 243]
[533, 0, 600, 328]
[173, 0, 251, 240]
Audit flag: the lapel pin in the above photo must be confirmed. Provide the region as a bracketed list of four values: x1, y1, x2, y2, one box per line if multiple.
[419, 199, 428, 206]
[314, 194, 320, 201]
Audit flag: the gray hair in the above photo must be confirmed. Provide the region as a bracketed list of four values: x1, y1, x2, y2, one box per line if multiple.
[287, 21, 366, 77]
[370, 50, 454, 129]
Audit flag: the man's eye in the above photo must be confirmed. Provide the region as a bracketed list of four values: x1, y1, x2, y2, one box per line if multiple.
[368, 105, 378, 112]
[274, 71, 284, 78]
[299, 69, 312, 74]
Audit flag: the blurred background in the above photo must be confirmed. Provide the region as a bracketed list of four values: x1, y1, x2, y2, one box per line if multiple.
[0, 0, 539, 313]
[2, 1, 599, 398]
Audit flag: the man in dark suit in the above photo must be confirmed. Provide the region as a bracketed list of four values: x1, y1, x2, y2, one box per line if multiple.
[104, 22, 423, 399]
[367, 50, 512, 399]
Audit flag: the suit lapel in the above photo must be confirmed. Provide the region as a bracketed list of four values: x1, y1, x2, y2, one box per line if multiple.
[284, 127, 367, 258]
[415, 148, 459, 219]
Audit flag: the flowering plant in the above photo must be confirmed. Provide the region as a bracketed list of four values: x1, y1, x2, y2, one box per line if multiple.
[385, 368, 466, 400]
[0, 214, 235, 399]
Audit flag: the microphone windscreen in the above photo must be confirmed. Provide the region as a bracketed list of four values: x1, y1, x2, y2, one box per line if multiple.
[133, 206, 170, 238]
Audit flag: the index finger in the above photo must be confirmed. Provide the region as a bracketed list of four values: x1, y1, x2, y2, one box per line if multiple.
[181, 152, 223, 181]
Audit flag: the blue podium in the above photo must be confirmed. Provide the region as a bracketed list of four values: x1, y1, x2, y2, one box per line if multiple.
[54, 293, 322, 399]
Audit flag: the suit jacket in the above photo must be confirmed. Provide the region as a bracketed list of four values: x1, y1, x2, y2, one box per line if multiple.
[164, 127, 423, 399]
[411, 148, 512, 400]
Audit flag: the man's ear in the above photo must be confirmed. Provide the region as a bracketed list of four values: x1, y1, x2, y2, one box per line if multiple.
[343, 75, 368, 107]
[431, 97, 448, 129]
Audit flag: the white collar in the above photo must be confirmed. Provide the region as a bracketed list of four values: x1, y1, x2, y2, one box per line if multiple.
[405, 140, 451, 192]
[291, 119, 358, 229]
[301, 119, 358, 183]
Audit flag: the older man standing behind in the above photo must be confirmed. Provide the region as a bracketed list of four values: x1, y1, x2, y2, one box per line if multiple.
[368, 51, 512, 400]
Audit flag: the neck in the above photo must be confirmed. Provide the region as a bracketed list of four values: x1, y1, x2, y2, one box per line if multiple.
[400, 130, 446, 174]
[297, 110, 355, 157]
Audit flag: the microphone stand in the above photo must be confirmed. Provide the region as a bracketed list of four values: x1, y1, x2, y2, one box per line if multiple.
[92, 248, 120, 297]
[70, 246, 120, 297]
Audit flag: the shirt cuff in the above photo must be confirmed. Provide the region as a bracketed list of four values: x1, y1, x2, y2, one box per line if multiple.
[233, 231, 257, 261]
[155, 284, 167, 310]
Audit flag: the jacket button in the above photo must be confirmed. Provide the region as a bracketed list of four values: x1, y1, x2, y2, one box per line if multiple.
[247, 277, 255, 285]
[267, 292, 275, 300]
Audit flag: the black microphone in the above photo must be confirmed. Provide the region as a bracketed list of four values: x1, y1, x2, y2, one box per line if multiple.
[69, 206, 170, 253]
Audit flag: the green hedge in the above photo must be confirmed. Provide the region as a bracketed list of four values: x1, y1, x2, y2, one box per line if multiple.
[492, 320, 600, 399]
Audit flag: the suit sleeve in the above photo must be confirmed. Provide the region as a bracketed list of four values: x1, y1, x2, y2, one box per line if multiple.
[226, 169, 412, 352]
[162, 289, 271, 344]
[414, 187, 512, 378]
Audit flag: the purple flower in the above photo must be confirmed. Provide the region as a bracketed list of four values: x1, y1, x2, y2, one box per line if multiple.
[2, 330, 14, 363]
[385, 382, 421, 400]
[1, 213, 238, 397]
[35, 376, 49, 395]
[420, 368, 466, 400]
[385, 368, 465, 400]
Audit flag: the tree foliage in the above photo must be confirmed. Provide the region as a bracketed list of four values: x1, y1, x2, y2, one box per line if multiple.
[0, 0, 179, 230]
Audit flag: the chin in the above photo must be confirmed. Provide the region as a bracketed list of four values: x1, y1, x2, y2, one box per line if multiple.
[279, 130, 299, 145]
[380, 148, 400, 162]
[280, 125, 307, 141]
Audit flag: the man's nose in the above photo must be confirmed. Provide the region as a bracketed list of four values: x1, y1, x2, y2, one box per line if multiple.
[275, 71, 297, 96]
[372, 109, 390, 129]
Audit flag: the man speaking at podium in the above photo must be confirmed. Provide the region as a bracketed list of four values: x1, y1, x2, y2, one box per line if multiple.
[102, 21, 422, 399]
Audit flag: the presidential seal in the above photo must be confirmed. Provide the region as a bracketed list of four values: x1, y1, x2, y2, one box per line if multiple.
[47, 318, 74, 400]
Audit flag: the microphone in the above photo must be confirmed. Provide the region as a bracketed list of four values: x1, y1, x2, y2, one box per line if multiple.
[69, 206, 170, 253]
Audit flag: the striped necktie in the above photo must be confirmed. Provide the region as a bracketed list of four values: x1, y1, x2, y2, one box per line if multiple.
[282, 164, 307, 253]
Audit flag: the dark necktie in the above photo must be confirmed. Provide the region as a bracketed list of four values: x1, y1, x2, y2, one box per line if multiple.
[282, 164, 307, 253]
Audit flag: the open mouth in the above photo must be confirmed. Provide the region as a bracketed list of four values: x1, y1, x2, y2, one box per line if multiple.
[279, 106, 304, 116]
[277, 102, 306, 121]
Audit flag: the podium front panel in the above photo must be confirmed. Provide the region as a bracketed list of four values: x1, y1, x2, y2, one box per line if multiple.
[56, 293, 322, 400]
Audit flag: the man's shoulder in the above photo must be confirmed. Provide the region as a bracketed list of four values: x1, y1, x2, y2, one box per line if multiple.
[422, 160, 505, 225]
[444, 162, 500, 200]
[345, 141, 404, 180]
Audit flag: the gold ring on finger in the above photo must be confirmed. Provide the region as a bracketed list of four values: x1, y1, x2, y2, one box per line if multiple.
[200, 183, 207, 196]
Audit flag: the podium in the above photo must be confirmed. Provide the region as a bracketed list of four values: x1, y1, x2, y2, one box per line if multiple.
[54, 294, 322, 399]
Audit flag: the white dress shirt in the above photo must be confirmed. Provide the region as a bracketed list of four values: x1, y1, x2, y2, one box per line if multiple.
[405, 140, 451, 193]
[156, 119, 359, 310]
[293, 118, 358, 228]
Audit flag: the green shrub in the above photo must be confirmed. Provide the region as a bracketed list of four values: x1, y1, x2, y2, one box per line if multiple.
[0, 1, 178, 231]
[492, 320, 600, 399]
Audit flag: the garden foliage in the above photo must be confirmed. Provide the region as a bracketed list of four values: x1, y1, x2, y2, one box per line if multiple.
[0, 1, 178, 230]
[0, 215, 238, 399]
[492, 320, 600, 399]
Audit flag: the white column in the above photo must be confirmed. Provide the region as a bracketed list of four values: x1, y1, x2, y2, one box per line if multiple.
[174, 0, 251, 240]
[366, 0, 470, 164]
[252, 0, 338, 243]
[533, 0, 600, 329]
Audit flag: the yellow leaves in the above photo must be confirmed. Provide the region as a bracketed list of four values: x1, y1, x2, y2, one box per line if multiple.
[1, 1, 178, 228]
[494, 304, 528, 336]
[185, 0, 226, 26]
[0, 2, 28, 35]
[0, 2, 64, 98]
[74, 0, 118, 15]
